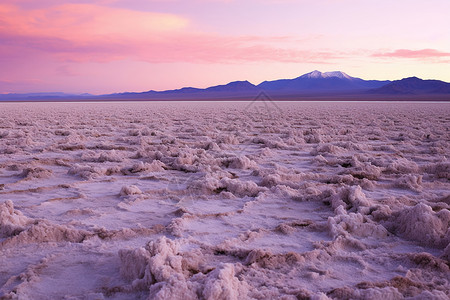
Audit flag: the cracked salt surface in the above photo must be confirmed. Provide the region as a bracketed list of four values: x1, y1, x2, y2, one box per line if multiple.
[0, 101, 449, 299]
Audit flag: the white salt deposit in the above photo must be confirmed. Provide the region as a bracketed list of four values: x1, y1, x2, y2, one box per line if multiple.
[0, 101, 449, 299]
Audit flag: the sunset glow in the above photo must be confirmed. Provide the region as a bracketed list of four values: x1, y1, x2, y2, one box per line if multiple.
[1, 0, 449, 94]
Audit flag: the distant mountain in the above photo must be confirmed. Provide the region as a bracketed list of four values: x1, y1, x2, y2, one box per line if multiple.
[257, 70, 390, 92]
[205, 80, 257, 93]
[116, 71, 390, 99]
[369, 77, 450, 94]
[158, 80, 257, 94]
[101, 80, 258, 99]
[0, 92, 92, 101]
[1, 71, 449, 101]
[301, 70, 353, 79]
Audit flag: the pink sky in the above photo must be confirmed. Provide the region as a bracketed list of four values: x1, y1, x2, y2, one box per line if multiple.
[1, 0, 449, 94]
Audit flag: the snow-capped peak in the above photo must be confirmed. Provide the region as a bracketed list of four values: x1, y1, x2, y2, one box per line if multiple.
[300, 70, 354, 80]
[323, 71, 353, 80]
[301, 70, 323, 79]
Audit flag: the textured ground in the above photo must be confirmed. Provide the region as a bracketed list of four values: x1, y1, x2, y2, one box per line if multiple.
[0, 101, 449, 300]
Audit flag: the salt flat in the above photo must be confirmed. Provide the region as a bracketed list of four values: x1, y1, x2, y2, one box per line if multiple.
[0, 101, 449, 299]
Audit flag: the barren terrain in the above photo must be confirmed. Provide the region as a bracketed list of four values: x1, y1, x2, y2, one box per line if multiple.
[0, 101, 449, 299]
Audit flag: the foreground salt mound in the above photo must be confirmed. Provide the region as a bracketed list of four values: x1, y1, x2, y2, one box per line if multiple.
[20, 167, 53, 180]
[0, 200, 31, 238]
[68, 163, 106, 179]
[120, 185, 143, 196]
[190, 173, 266, 197]
[81, 149, 124, 163]
[329, 185, 372, 214]
[119, 237, 249, 300]
[386, 158, 419, 174]
[328, 205, 388, 240]
[121, 160, 165, 175]
[0, 201, 92, 246]
[3, 221, 91, 246]
[394, 175, 423, 192]
[391, 203, 450, 248]
[422, 161, 450, 179]
[217, 155, 257, 170]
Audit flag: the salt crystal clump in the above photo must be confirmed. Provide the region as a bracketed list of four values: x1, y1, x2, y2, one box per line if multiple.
[190, 173, 221, 194]
[128, 129, 141, 136]
[0, 146, 17, 154]
[204, 141, 221, 151]
[219, 155, 257, 170]
[68, 164, 105, 179]
[386, 158, 419, 174]
[355, 287, 403, 300]
[201, 263, 249, 300]
[81, 150, 124, 163]
[167, 217, 188, 237]
[442, 244, 450, 261]
[272, 185, 300, 200]
[328, 205, 388, 239]
[0, 130, 10, 138]
[119, 237, 186, 288]
[0, 200, 31, 238]
[80, 150, 99, 162]
[244, 248, 304, 268]
[119, 247, 152, 282]
[119, 237, 249, 300]
[312, 154, 329, 166]
[190, 174, 265, 197]
[330, 186, 372, 214]
[347, 162, 382, 181]
[370, 205, 393, 221]
[54, 129, 71, 136]
[172, 151, 200, 172]
[58, 143, 86, 151]
[120, 185, 143, 196]
[217, 134, 239, 145]
[311, 292, 331, 300]
[393, 203, 450, 248]
[121, 160, 165, 175]
[303, 129, 322, 144]
[148, 273, 199, 300]
[408, 290, 449, 300]
[175, 152, 197, 166]
[259, 170, 312, 189]
[394, 175, 422, 192]
[20, 167, 53, 180]
[3, 220, 90, 246]
[219, 177, 265, 197]
[252, 136, 288, 149]
[310, 143, 345, 156]
[422, 161, 450, 179]
[337, 141, 366, 151]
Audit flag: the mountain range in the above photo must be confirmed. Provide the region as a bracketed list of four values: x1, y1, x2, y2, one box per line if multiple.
[1, 71, 450, 101]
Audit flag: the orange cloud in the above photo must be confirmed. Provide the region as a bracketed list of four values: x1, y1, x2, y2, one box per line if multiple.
[0, 3, 188, 40]
[0, 3, 338, 64]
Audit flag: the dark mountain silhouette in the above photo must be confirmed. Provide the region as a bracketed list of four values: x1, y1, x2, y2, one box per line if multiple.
[0, 92, 90, 100]
[101, 71, 389, 99]
[101, 80, 258, 99]
[205, 80, 257, 92]
[369, 77, 450, 94]
[258, 71, 389, 92]
[1, 71, 449, 101]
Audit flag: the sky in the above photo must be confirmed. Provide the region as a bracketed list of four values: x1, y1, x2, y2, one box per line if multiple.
[1, 0, 449, 94]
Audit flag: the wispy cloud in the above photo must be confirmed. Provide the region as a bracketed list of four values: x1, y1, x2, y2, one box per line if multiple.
[0, 78, 43, 93]
[0, 3, 338, 64]
[373, 49, 450, 60]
